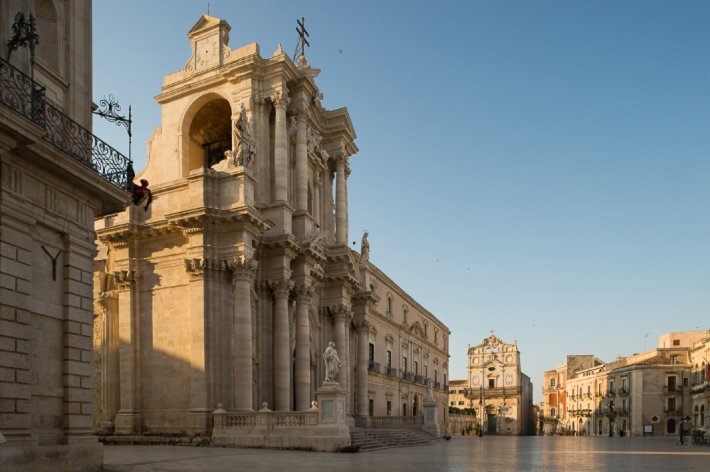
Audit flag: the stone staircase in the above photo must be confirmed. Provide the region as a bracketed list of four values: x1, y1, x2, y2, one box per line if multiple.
[349, 428, 438, 451]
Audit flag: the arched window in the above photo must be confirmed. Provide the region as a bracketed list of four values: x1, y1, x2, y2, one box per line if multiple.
[186, 98, 232, 172]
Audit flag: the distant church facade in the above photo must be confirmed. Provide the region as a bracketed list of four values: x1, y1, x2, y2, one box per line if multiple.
[93, 15, 450, 440]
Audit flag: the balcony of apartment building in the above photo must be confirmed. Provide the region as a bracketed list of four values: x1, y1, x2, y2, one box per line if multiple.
[386, 366, 398, 378]
[663, 407, 683, 416]
[569, 408, 592, 417]
[617, 387, 629, 397]
[606, 389, 616, 398]
[663, 385, 683, 395]
[0, 56, 132, 190]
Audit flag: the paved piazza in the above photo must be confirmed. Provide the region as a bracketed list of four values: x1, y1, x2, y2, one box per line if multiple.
[104, 436, 710, 471]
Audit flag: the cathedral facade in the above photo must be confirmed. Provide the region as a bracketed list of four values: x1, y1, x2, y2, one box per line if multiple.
[93, 15, 449, 438]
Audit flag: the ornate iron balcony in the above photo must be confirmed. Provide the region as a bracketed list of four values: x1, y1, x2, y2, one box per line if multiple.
[0, 56, 132, 190]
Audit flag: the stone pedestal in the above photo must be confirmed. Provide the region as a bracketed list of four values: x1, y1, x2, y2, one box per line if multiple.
[423, 398, 441, 437]
[314, 382, 351, 451]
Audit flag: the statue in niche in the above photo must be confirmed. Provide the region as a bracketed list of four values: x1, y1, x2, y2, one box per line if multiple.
[233, 103, 256, 166]
[359, 231, 370, 264]
[323, 341, 342, 383]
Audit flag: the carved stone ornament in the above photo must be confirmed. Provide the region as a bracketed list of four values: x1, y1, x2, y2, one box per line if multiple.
[269, 278, 294, 298]
[272, 90, 289, 109]
[113, 270, 137, 290]
[294, 284, 314, 302]
[233, 103, 256, 167]
[329, 304, 351, 321]
[273, 42, 284, 57]
[184, 258, 207, 280]
[307, 127, 321, 154]
[229, 256, 258, 282]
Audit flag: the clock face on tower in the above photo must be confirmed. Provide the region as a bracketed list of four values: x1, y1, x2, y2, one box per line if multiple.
[196, 36, 219, 70]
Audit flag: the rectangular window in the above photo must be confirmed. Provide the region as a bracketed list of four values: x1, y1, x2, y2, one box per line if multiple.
[550, 378, 556, 388]
[668, 376, 677, 390]
[622, 377, 628, 392]
[386, 400, 391, 416]
[403, 357, 408, 373]
[489, 378, 495, 388]
[414, 361, 419, 376]
[670, 355, 678, 365]
[458, 401, 464, 405]
[368, 343, 374, 368]
[386, 350, 392, 369]
[683, 377, 689, 387]
[667, 397, 676, 412]
[424, 365, 428, 379]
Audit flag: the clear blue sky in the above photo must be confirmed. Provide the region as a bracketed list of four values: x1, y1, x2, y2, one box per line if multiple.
[94, 0, 710, 403]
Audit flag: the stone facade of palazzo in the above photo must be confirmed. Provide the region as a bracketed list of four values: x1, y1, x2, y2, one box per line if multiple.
[543, 331, 708, 438]
[1, 1, 128, 470]
[454, 334, 534, 435]
[92, 15, 449, 443]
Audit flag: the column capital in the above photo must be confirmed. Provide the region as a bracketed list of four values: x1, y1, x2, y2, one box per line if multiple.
[184, 258, 206, 280]
[269, 278, 294, 298]
[113, 270, 137, 290]
[355, 319, 370, 334]
[294, 284, 313, 302]
[272, 90, 290, 109]
[329, 304, 351, 322]
[229, 256, 259, 282]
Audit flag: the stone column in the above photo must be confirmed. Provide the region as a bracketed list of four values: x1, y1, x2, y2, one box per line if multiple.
[255, 96, 271, 204]
[230, 257, 258, 411]
[114, 267, 141, 433]
[272, 90, 290, 202]
[294, 111, 308, 211]
[270, 278, 293, 410]
[294, 284, 312, 410]
[332, 306, 350, 390]
[334, 154, 348, 245]
[356, 320, 370, 417]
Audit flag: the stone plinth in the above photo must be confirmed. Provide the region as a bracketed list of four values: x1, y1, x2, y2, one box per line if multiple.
[423, 398, 440, 437]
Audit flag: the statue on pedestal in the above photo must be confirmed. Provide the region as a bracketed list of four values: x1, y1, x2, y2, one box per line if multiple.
[233, 103, 255, 166]
[323, 341, 341, 383]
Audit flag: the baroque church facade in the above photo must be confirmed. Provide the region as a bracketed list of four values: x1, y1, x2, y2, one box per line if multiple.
[451, 334, 533, 435]
[92, 15, 450, 438]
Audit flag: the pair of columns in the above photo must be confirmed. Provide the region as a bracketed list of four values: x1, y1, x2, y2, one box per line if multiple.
[271, 89, 349, 244]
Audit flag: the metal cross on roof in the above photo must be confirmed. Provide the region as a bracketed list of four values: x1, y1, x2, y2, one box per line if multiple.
[293, 17, 310, 61]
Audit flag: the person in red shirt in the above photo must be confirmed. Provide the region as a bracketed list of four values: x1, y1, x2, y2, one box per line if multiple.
[131, 179, 152, 211]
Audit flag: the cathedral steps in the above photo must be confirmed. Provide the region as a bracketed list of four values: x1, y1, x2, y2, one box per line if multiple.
[98, 435, 212, 447]
[349, 428, 438, 451]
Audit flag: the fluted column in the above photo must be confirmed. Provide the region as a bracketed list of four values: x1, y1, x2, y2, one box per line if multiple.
[295, 111, 308, 211]
[334, 155, 348, 244]
[230, 257, 258, 411]
[272, 90, 290, 202]
[270, 278, 294, 410]
[294, 284, 312, 410]
[356, 320, 370, 416]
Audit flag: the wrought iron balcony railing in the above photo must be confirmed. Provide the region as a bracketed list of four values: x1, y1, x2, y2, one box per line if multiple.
[368, 361, 380, 373]
[0, 56, 132, 190]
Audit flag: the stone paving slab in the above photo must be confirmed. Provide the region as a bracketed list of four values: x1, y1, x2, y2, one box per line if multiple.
[103, 436, 710, 472]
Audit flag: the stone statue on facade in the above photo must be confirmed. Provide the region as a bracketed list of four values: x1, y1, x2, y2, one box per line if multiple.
[323, 341, 341, 383]
[427, 381, 434, 400]
[233, 103, 255, 166]
[359, 231, 370, 264]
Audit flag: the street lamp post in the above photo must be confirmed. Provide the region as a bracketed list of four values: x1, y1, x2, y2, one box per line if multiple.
[478, 382, 483, 438]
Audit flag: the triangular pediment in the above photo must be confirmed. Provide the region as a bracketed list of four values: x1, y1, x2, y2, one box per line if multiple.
[188, 15, 230, 37]
[409, 321, 425, 338]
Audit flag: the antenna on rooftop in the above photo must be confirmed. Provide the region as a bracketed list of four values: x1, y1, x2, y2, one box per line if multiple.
[293, 17, 310, 61]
